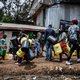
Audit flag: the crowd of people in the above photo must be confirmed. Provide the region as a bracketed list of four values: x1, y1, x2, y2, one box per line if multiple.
[0, 18, 80, 65]
[44, 18, 80, 65]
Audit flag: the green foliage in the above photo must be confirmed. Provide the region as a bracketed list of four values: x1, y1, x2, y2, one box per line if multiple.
[0, 0, 33, 23]
[0, 9, 4, 21]
[2, 15, 14, 23]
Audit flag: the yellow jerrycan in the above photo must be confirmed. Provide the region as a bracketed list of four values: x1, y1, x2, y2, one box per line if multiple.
[0, 56, 2, 60]
[65, 44, 70, 54]
[66, 44, 77, 56]
[16, 48, 25, 57]
[4, 54, 9, 60]
[72, 50, 77, 56]
[53, 43, 62, 56]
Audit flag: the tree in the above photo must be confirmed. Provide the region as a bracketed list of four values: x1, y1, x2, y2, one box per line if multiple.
[0, 8, 4, 21]
[0, 0, 34, 24]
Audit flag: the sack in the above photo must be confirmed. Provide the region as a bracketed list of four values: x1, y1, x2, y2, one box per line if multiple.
[47, 36, 57, 44]
[26, 49, 34, 60]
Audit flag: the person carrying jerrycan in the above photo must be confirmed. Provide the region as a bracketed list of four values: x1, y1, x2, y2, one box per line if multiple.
[66, 18, 80, 65]
[44, 24, 56, 61]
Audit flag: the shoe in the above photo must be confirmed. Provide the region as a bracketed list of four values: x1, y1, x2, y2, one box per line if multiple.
[49, 59, 52, 61]
[45, 58, 49, 61]
[77, 59, 80, 63]
[66, 61, 71, 65]
[15, 62, 21, 65]
[58, 60, 62, 62]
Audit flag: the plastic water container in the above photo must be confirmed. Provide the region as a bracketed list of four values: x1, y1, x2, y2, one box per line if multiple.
[47, 36, 57, 44]
[53, 43, 62, 55]
[21, 41, 29, 48]
[4, 54, 13, 60]
[21, 41, 29, 52]
[16, 48, 25, 57]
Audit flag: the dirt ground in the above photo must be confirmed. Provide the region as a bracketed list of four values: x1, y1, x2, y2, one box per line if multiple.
[0, 56, 80, 77]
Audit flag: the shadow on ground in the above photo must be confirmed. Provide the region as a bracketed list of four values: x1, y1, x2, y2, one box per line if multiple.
[19, 62, 37, 70]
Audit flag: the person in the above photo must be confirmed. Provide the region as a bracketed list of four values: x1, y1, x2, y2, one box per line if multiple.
[44, 24, 56, 61]
[15, 33, 28, 64]
[10, 36, 19, 60]
[66, 18, 80, 65]
[0, 34, 7, 59]
[58, 29, 68, 62]
[32, 34, 40, 58]
[41, 34, 45, 52]
[15, 33, 34, 65]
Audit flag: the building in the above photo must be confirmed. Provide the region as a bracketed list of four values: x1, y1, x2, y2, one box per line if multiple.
[30, 0, 80, 29]
[0, 23, 46, 50]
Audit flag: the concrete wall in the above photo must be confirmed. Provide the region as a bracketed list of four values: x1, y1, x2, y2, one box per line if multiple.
[70, 5, 80, 21]
[45, 4, 80, 29]
[36, 10, 43, 26]
[45, 4, 64, 29]
[35, 4, 80, 29]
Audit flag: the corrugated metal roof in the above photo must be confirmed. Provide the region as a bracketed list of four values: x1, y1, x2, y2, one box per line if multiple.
[0, 23, 46, 31]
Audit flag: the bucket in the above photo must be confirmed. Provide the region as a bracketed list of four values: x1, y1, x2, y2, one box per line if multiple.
[16, 48, 25, 57]
[53, 43, 62, 55]
[10, 36, 18, 47]
[47, 36, 57, 44]
[21, 41, 29, 52]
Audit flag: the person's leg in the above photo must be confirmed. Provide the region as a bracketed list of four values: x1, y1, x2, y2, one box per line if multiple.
[59, 53, 62, 62]
[15, 57, 22, 64]
[67, 45, 75, 61]
[46, 41, 50, 60]
[76, 44, 80, 62]
[66, 40, 77, 64]
[49, 43, 53, 61]
[36, 42, 40, 57]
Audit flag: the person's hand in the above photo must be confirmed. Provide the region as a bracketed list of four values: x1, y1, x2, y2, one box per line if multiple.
[18, 45, 21, 48]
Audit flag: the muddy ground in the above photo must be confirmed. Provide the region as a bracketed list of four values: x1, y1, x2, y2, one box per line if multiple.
[0, 57, 80, 80]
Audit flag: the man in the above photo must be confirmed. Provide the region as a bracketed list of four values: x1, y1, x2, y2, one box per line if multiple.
[44, 24, 56, 61]
[66, 18, 80, 65]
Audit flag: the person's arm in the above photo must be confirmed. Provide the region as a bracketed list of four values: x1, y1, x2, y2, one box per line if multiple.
[76, 26, 80, 42]
[52, 30, 56, 38]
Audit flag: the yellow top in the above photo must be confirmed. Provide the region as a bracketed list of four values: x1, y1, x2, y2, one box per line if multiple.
[20, 37, 27, 44]
[28, 39, 32, 46]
